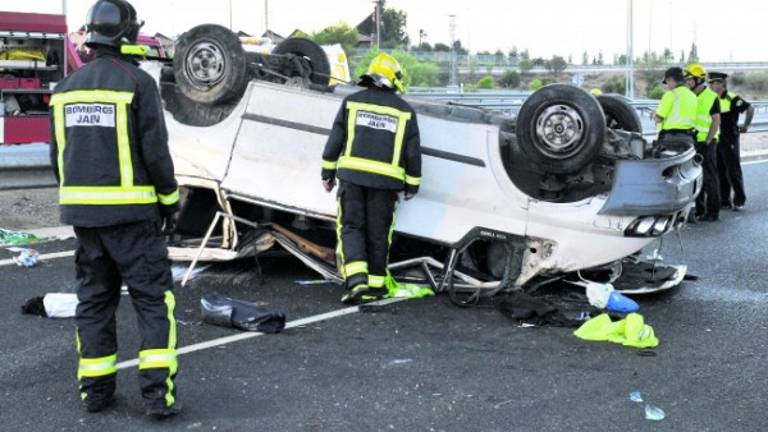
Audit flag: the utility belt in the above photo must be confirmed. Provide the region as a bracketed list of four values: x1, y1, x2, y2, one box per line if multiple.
[659, 129, 695, 139]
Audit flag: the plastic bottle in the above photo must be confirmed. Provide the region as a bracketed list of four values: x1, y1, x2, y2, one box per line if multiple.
[585, 282, 639, 313]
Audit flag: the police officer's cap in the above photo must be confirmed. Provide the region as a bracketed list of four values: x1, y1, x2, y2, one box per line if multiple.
[662, 67, 685, 84]
[85, 0, 143, 49]
[708, 71, 728, 82]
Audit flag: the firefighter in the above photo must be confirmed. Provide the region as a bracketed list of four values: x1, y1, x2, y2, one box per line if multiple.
[321, 53, 421, 304]
[653, 67, 697, 147]
[709, 71, 754, 211]
[49, 0, 180, 417]
[685, 63, 722, 222]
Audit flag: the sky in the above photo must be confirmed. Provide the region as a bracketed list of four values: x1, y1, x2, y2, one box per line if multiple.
[3, 0, 765, 62]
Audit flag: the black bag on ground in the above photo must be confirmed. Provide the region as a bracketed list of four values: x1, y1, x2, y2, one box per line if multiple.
[201, 293, 286, 333]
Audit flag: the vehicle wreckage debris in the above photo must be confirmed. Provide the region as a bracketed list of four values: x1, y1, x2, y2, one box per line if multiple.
[584, 282, 640, 313]
[644, 405, 666, 421]
[21, 293, 78, 318]
[200, 293, 286, 333]
[7, 247, 39, 267]
[496, 290, 599, 328]
[629, 391, 644, 403]
[0, 228, 38, 247]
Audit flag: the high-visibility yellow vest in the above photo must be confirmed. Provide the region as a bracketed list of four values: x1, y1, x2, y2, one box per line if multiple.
[656, 85, 697, 132]
[695, 87, 719, 142]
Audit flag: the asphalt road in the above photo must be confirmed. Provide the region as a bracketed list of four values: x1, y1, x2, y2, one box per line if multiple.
[1, 162, 768, 432]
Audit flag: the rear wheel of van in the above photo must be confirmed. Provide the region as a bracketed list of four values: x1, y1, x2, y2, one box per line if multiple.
[173, 24, 248, 105]
[516, 84, 606, 175]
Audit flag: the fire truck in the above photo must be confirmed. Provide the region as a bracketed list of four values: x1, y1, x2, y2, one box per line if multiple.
[0, 11, 67, 145]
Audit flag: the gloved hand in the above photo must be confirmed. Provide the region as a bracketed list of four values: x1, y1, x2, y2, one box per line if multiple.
[739, 125, 749, 134]
[322, 177, 336, 193]
[404, 192, 416, 201]
[162, 213, 177, 234]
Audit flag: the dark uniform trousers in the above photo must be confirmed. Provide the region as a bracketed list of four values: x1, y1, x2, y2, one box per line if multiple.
[336, 181, 398, 290]
[694, 140, 721, 217]
[74, 220, 177, 409]
[717, 132, 746, 207]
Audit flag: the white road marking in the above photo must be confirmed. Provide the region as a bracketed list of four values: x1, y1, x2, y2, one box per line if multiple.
[116, 297, 407, 370]
[0, 249, 75, 267]
[27, 226, 75, 241]
[742, 158, 768, 166]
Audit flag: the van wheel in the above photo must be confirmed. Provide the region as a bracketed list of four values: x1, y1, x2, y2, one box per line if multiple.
[174, 24, 248, 104]
[516, 84, 606, 174]
[272, 38, 331, 87]
[597, 95, 642, 132]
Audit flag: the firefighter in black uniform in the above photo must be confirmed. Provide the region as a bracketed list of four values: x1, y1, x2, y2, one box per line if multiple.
[321, 53, 421, 304]
[50, 0, 180, 417]
[709, 71, 755, 211]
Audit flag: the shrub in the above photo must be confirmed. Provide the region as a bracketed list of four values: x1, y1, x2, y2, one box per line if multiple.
[498, 70, 521, 88]
[743, 72, 768, 92]
[647, 83, 666, 100]
[601, 75, 626, 95]
[476, 75, 495, 89]
[528, 78, 543, 90]
[730, 72, 746, 86]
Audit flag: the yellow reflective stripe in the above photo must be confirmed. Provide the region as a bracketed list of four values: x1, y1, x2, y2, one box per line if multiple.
[139, 348, 177, 370]
[158, 189, 180, 206]
[115, 103, 133, 187]
[369, 275, 386, 288]
[344, 105, 358, 157]
[78, 354, 117, 378]
[50, 90, 134, 105]
[54, 103, 66, 184]
[346, 102, 412, 165]
[343, 261, 368, 277]
[164, 291, 177, 407]
[335, 198, 346, 276]
[60, 186, 157, 205]
[405, 175, 421, 186]
[322, 159, 337, 170]
[120, 44, 150, 56]
[337, 156, 405, 180]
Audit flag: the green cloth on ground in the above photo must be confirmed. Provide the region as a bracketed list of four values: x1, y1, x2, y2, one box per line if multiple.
[385, 276, 435, 299]
[574, 313, 659, 349]
[0, 228, 38, 247]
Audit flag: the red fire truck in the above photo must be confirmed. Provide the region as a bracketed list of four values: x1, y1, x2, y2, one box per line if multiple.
[0, 11, 68, 145]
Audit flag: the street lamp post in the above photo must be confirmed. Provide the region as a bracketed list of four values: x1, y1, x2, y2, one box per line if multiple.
[626, 0, 635, 98]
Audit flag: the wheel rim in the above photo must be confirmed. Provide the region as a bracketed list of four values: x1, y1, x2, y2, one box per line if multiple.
[184, 40, 226, 89]
[534, 104, 585, 160]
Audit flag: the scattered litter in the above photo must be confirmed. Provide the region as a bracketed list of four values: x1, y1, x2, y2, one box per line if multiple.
[629, 391, 644, 403]
[7, 247, 39, 268]
[497, 291, 595, 328]
[201, 293, 286, 333]
[0, 228, 38, 247]
[519, 323, 537, 328]
[387, 359, 413, 367]
[585, 282, 639, 313]
[21, 293, 78, 318]
[294, 279, 334, 286]
[645, 405, 666, 421]
[574, 313, 659, 348]
[637, 349, 657, 357]
[172, 264, 209, 282]
[683, 274, 699, 281]
[385, 276, 434, 299]
[493, 399, 515, 409]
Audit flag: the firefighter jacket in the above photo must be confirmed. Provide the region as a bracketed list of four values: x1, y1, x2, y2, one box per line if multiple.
[50, 49, 178, 227]
[321, 86, 421, 194]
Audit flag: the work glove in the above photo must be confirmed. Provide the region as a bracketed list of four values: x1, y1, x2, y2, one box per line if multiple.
[739, 125, 749, 134]
[322, 177, 336, 193]
[160, 203, 179, 235]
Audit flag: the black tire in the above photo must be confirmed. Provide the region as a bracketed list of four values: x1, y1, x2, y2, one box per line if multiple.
[516, 84, 606, 174]
[597, 95, 642, 133]
[161, 82, 238, 127]
[173, 24, 248, 105]
[272, 38, 331, 86]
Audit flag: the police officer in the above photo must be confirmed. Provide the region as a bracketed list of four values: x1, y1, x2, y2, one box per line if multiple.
[653, 67, 697, 148]
[709, 71, 754, 211]
[685, 64, 722, 222]
[50, 0, 180, 417]
[321, 53, 421, 304]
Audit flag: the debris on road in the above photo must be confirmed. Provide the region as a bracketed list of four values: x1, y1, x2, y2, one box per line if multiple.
[645, 405, 666, 421]
[7, 247, 39, 267]
[200, 293, 286, 333]
[585, 282, 640, 313]
[21, 293, 78, 318]
[0, 228, 38, 247]
[171, 263, 209, 283]
[573, 313, 659, 348]
[497, 290, 596, 328]
[629, 391, 644, 403]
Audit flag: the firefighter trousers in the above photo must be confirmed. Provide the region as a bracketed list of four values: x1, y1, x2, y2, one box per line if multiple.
[336, 181, 398, 291]
[73, 220, 178, 410]
[694, 140, 720, 217]
[717, 133, 746, 207]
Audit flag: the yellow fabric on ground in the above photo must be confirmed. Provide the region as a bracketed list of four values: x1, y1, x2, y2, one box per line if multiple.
[574, 313, 659, 349]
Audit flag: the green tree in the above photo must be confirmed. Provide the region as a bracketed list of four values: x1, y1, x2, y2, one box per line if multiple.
[416, 42, 432, 51]
[311, 23, 359, 57]
[679, 49, 685, 63]
[647, 83, 666, 99]
[518, 58, 534, 72]
[662, 48, 674, 63]
[498, 70, 521, 88]
[528, 78, 543, 90]
[548, 55, 567, 74]
[688, 42, 699, 63]
[433, 42, 450, 52]
[582, 50, 589, 65]
[381, 7, 409, 47]
[476, 75, 495, 89]
[601, 75, 626, 94]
